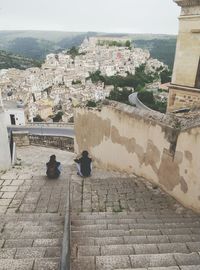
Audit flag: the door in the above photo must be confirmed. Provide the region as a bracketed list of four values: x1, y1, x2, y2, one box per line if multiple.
[195, 57, 200, 89]
[10, 114, 16, 125]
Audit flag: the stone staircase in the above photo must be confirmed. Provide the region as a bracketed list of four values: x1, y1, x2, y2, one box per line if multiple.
[70, 174, 200, 270]
[0, 213, 64, 270]
[0, 146, 75, 270]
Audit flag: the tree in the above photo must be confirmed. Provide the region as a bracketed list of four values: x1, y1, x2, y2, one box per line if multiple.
[160, 69, 172, 84]
[138, 91, 154, 105]
[86, 100, 97, 107]
[52, 111, 63, 122]
[67, 46, 79, 59]
[125, 40, 131, 48]
[33, 114, 44, 122]
[138, 91, 167, 113]
[107, 87, 133, 104]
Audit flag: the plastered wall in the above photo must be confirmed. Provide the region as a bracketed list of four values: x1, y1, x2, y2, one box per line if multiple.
[172, 16, 200, 87]
[0, 112, 11, 170]
[74, 104, 200, 212]
[168, 87, 200, 112]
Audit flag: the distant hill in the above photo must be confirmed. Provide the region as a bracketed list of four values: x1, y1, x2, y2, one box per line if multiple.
[0, 31, 177, 69]
[0, 50, 42, 70]
[0, 31, 89, 60]
[134, 38, 177, 70]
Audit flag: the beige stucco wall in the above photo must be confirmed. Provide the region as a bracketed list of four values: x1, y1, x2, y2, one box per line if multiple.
[168, 86, 200, 111]
[74, 104, 200, 212]
[168, 1, 200, 112]
[172, 16, 200, 87]
[0, 111, 11, 170]
[172, 127, 200, 211]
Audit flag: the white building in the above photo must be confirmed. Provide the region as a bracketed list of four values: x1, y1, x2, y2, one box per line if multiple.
[0, 90, 11, 170]
[4, 100, 25, 126]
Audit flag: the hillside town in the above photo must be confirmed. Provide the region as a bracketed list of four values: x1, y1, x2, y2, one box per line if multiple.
[0, 37, 167, 123]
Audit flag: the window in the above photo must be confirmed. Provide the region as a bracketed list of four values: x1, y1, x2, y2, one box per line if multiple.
[195, 57, 200, 89]
[10, 114, 16, 125]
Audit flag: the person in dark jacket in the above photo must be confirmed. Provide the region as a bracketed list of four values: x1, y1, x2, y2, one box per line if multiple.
[74, 150, 92, 177]
[46, 155, 61, 179]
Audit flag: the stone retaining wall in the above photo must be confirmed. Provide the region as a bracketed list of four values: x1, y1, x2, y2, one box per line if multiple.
[13, 131, 30, 146]
[74, 102, 200, 212]
[13, 132, 74, 152]
[30, 135, 74, 152]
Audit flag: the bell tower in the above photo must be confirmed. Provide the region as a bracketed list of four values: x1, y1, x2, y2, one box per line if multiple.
[168, 0, 200, 111]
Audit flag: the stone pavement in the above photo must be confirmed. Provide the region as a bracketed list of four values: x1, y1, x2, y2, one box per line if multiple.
[70, 170, 200, 270]
[0, 145, 74, 270]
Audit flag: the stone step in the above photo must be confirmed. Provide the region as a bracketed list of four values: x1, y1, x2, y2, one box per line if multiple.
[74, 242, 200, 257]
[72, 225, 200, 235]
[0, 258, 60, 270]
[71, 252, 200, 270]
[71, 228, 200, 238]
[71, 217, 200, 225]
[3, 224, 63, 232]
[71, 234, 200, 246]
[115, 267, 195, 270]
[0, 213, 64, 224]
[2, 238, 62, 248]
[72, 219, 200, 229]
[0, 247, 61, 259]
[72, 213, 199, 220]
[0, 230, 63, 240]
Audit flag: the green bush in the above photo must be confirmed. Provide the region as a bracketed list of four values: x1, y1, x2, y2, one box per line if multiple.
[138, 91, 167, 113]
[86, 100, 97, 107]
[72, 80, 81, 85]
[33, 114, 44, 122]
[52, 111, 63, 122]
[107, 87, 133, 104]
[87, 66, 156, 89]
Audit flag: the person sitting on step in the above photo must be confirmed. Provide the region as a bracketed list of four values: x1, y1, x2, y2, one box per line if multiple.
[74, 150, 92, 177]
[46, 155, 61, 179]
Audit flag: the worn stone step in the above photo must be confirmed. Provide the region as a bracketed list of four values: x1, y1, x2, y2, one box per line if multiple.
[72, 219, 200, 229]
[0, 259, 34, 270]
[2, 225, 63, 233]
[115, 267, 180, 270]
[3, 238, 62, 248]
[71, 228, 200, 238]
[71, 217, 200, 225]
[95, 252, 200, 269]
[0, 230, 63, 240]
[75, 242, 198, 257]
[74, 242, 200, 257]
[0, 213, 64, 220]
[0, 258, 60, 270]
[0, 246, 61, 259]
[72, 213, 199, 221]
[72, 225, 196, 236]
[72, 234, 200, 246]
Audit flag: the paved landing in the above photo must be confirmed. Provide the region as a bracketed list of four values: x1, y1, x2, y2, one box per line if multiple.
[0, 146, 74, 270]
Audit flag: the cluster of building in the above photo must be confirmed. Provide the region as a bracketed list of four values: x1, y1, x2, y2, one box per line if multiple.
[0, 37, 166, 124]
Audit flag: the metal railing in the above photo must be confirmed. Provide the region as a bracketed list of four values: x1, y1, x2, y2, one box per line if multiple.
[60, 178, 71, 270]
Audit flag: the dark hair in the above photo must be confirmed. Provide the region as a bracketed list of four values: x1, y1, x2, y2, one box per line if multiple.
[50, 155, 56, 163]
[82, 150, 89, 157]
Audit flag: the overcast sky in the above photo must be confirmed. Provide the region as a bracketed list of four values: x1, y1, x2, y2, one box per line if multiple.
[0, 0, 181, 34]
